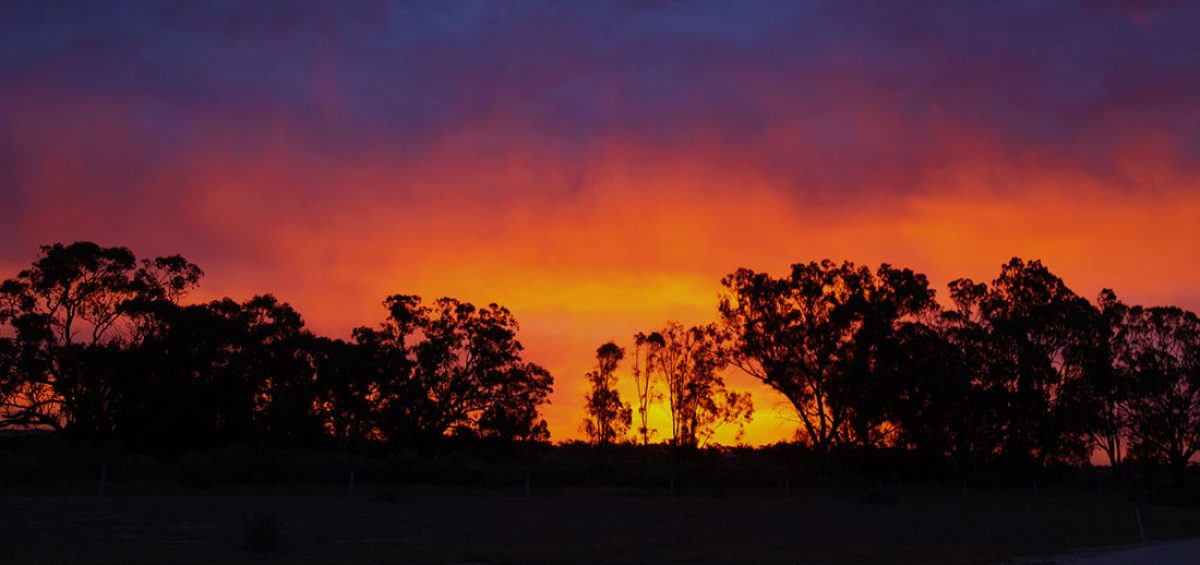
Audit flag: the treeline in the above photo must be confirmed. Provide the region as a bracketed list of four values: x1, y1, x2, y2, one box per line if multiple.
[583, 259, 1199, 484]
[0, 242, 553, 456]
[3, 242, 1199, 486]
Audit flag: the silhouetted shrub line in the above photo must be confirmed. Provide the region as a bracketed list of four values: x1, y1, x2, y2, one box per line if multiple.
[2, 243, 1199, 485]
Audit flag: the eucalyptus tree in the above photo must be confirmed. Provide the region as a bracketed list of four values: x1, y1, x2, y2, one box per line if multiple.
[630, 331, 664, 446]
[358, 295, 554, 447]
[311, 336, 382, 450]
[639, 322, 752, 448]
[1081, 289, 1136, 477]
[1120, 305, 1200, 484]
[581, 341, 632, 445]
[963, 258, 1106, 468]
[719, 261, 934, 455]
[0, 242, 201, 438]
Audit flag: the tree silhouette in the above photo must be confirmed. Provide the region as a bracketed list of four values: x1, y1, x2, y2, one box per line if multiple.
[965, 258, 1102, 468]
[0, 336, 17, 424]
[720, 261, 932, 456]
[630, 332, 664, 446]
[919, 279, 1014, 472]
[311, 336, 381, 450]
[1081, 289, 1135, 477]
[834, 265, 938, 448]
[640, 322, 752, 448]
[358, 295, 553, 447]
[238, 295, 325, 448]
[882, 320, 1004, 472]
[0, 242, 202, 438]
[581, 342, 632, 446]
[6, 241, 1200, 482]
[1119, 304, 1200, 484]
[124, 300, 263, 451]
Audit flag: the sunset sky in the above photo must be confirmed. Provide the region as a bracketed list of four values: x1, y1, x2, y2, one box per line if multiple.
[2, 1, 1199, 444]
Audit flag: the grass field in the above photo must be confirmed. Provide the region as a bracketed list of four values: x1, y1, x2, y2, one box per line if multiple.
[2, 484, 1199, 564]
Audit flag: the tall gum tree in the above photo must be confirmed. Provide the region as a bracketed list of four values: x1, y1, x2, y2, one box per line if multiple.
[719, 260, 934, 456]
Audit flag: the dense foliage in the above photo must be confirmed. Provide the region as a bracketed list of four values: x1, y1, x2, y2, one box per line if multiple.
[0, 242, 553, 456]
[3, 242, 1199, 484]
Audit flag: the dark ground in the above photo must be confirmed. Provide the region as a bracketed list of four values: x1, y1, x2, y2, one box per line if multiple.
[2, 485, 1198, 564]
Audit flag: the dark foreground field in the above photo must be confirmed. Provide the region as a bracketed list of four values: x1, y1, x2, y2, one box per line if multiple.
[3, 486, 1200, 564]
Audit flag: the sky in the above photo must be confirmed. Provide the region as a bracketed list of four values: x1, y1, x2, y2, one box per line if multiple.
[2, 1, 1199, 444]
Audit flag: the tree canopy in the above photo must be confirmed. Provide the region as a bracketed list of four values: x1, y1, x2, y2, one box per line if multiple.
[0, 243, 554, 454]
[4, 242, 1200, 484]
